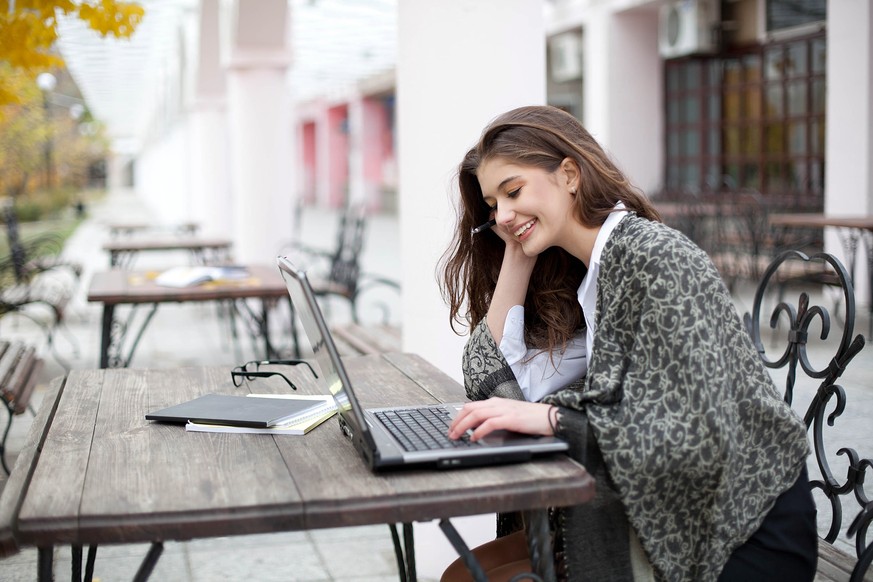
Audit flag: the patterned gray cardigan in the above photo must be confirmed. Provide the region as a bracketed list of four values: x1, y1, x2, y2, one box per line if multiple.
[461, 214, 809, 582]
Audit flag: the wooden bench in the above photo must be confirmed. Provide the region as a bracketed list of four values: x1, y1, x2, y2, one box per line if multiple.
[745, 250, 872, 581]
[331, 323, 402, 356]
[0, 341, 43, 475]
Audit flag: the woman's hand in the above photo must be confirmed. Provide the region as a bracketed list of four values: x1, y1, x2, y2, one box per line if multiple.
[485, 216, 538, 345]
[448, 397, 555, 441]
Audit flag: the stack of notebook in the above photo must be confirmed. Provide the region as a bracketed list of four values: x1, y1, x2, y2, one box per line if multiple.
[145, 393, 337, 435]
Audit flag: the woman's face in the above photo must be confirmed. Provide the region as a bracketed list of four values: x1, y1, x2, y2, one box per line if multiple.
[476, 157, 576, 257]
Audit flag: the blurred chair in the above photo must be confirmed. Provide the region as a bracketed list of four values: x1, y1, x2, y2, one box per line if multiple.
[279, 203, 400, 325]
[0, 202, 80, 370]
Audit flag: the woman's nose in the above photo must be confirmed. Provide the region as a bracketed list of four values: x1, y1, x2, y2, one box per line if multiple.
[495, 204, 514, 225]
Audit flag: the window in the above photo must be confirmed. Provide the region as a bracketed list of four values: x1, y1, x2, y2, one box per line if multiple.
[767, 0, 826, 33]
[664, 32, 825, 210]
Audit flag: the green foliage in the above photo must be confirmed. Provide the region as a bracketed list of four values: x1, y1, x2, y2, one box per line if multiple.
[0, 62, 110, 202]
[12, 185, 80, 221]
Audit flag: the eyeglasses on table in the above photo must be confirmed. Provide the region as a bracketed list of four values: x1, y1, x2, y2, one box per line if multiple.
[230, 359, 318, 391]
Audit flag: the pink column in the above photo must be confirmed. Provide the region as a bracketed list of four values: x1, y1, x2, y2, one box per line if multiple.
[327, 104, 349, 209]
[300, 121, 317, 204]
[360, 96, 394, 212]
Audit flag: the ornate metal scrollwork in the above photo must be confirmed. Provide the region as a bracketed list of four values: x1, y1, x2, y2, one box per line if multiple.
[743, 249, 869, 577]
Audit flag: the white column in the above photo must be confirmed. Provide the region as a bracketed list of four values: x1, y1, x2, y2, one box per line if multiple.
[397, 1, 546, 576]
[398, 0, 546, 380]
[188, 105, 230, 237]
[223, 0, 295, 262]
[825, 0, 873, 307]
[188, 0, 230, 237]
[583, 4, 663, 193]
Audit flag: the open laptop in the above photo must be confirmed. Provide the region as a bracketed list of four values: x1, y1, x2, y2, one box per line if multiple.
[277, 256, 568, 471]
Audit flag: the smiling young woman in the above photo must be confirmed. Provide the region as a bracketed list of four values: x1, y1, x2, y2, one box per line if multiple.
[437, 106, 816, 582]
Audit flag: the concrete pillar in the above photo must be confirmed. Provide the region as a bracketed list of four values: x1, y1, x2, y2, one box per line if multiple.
[348, 94, 366, 207]
[398, 0, 546, 380]
[349, 94, 389, 212]
[224, 0, 295, 262]
[314, 101, 332, 207]
[188, 0, 230, 237]
[300, 120, 317, 205]
[825, 0, 872, 308]
[326, 104, 349, 208]
[583, 4, 663, 193]
[397, 1, 546, 575]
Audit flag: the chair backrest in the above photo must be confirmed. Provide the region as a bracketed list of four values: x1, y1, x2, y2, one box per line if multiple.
[744, 250, 870, 578]
[2, 202, 27, 283]
[327, 204, 367, 294]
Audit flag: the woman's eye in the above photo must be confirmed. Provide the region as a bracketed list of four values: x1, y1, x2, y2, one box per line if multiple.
[507, 188, 521, 199]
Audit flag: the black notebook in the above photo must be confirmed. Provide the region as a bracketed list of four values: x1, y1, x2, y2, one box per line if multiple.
[145, 393, 332, 428]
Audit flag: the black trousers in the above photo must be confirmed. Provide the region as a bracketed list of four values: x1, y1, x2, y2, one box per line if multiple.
[718, 466, 818, 582]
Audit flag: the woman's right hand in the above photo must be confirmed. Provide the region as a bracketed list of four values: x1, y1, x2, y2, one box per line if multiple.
[485, 216, 537, 345]
[448, 397, 555, 441]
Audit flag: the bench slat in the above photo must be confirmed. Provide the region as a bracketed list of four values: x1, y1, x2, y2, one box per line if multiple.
[332, 323, 401, 356]
[815, 539, 873, 581]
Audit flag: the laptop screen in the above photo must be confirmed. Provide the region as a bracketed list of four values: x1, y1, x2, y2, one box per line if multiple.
[277, 256, 371, 443]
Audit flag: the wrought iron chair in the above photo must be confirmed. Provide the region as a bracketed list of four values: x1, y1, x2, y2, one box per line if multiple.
[744, 249, 870, 580]
[0, 203, 81, 370]
[279, 203, 400, 324]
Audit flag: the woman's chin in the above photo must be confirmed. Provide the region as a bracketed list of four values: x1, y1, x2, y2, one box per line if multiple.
[520, 239, 545, 257]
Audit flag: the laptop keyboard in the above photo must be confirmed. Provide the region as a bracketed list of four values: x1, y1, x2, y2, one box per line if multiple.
[374, 407, 482, 452]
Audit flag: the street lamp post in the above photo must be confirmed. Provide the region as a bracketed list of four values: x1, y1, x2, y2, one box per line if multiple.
[36, 72, 57, 190]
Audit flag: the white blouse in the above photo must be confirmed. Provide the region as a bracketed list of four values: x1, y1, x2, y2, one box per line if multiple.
[498, 205, 629, 401]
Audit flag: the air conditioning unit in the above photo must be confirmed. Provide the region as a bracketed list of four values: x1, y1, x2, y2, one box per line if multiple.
[658, 0, 720, 59]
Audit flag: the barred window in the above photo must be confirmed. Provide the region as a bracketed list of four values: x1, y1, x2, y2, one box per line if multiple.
[664, 32, 825, 210]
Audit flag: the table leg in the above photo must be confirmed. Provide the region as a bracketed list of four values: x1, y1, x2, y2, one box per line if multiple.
[388, 523, 417, 582]
[834, 229, 860, 282]
[37, 546, 53, 582]
[404, 523, 416, 581]
[862, 231, 873, 338]
[523, 509, 556, 582]
[72, 545, 82, 580]
[438, 519, 487, 582]
[85, 545, 98, 581]
[261, 299, 274, 358]
[120, 304, 160, 368]
[99, 305, 115, 369]
[132, 542, 164, 582]
[288, 299, 301, 358]
[437, 514, 554, 582]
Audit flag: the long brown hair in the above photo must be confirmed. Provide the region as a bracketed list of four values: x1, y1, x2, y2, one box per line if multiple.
[438, 105, 661, 352]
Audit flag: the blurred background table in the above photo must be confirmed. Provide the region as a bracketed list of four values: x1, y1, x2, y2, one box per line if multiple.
[87, 265, 288, 368]
[102, 236, 232, 268]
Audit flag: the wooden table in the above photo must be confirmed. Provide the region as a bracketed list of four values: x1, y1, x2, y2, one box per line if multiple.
[106, 222, 200, 238]
[0, 354, 594, 582]
[87, 265, 289, 368]
[102, 236, 232, 268]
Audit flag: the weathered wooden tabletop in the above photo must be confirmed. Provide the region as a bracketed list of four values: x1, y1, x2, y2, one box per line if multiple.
[768, 213, 873, 231]
[0, 353, 594, 552]
[87, 265, 288, 305]
[101, 236, 232, 253]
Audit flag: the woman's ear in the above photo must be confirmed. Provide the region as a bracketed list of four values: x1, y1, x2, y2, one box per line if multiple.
[560, 157, 580, 194]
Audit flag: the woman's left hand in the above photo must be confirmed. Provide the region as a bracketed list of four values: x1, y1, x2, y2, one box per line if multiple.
[448, 397, 555, 441]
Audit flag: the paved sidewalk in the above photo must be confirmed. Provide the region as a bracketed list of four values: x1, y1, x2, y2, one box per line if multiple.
[0, 188, 871, 580]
